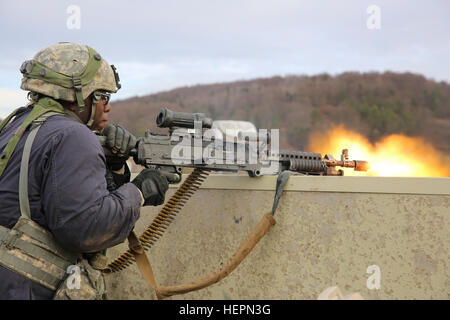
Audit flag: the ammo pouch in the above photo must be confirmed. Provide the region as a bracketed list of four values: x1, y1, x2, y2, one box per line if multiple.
[0, 217, 78, 291]
[0, 217, 106, 299]
[53, 258, 106, 300]
[0, 109, 106, 299]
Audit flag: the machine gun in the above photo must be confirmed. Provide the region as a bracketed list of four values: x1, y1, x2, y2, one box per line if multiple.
[98, 108, 370, 294]
[99, 107, 369, 182]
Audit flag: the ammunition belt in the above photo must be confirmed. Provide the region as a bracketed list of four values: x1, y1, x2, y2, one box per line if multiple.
[103, 168, 210, 273]
[103, 169, 286, 299]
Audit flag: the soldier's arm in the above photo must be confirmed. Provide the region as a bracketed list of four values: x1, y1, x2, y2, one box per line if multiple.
[41, 123, 142, 253]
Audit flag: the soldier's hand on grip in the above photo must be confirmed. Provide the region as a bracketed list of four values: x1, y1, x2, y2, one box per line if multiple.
[131, 168, 169, 206]
[102, 123, 137, 157]
[101, 123, 137, 170]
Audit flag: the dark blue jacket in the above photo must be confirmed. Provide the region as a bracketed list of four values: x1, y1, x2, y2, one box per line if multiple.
[0, 106, 142, 299]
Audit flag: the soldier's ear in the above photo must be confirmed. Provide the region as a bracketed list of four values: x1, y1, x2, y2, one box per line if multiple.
[61, 97, 91, 113]
[58, 100, 76, 112]
[68, 103, 79, 113]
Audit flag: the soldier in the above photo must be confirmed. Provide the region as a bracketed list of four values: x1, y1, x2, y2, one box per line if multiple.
[0, 42, 169, 299]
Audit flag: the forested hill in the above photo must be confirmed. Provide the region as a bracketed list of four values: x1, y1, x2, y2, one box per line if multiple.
[109, 72, 450, 153]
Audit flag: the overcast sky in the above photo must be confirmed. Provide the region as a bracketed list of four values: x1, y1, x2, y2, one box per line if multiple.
[0, 0, 449, 118]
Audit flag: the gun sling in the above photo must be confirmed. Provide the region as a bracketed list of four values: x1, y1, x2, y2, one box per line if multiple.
[128, 214, 276, 299]
[127, 172, 296, 299]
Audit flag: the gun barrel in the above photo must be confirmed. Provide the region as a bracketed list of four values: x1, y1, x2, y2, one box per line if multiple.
[353, 160, 370, 171]
[156, 108, 213, 129]
[323, 159, 370, 172]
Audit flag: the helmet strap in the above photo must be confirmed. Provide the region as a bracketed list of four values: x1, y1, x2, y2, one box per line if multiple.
[86, 103, 96, 128]
[86, 92, 100, 128]
[72, 76, 85, 113]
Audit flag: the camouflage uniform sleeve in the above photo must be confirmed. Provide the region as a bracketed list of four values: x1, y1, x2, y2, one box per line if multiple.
[41, 123, 142, 253]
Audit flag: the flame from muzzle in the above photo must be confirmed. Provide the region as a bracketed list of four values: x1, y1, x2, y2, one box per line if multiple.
[307, 125, 450, 177]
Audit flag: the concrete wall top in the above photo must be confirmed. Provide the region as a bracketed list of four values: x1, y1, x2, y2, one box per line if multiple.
[170, 174, 450, 196]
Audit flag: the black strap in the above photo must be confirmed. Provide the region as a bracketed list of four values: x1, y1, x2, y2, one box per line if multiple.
[271, 171, 297, 216]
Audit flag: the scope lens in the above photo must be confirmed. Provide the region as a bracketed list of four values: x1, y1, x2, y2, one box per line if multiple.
[156, 110, 165, 127]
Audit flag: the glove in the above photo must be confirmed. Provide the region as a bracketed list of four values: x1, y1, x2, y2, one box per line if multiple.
[102, 123, 138, 170]
[105, 164, 131, 192]
[105, 169, 117, 192]
[131, 168, 169, 206]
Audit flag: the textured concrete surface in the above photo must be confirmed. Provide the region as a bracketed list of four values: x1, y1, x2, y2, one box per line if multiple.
[104, 175, 449, 300]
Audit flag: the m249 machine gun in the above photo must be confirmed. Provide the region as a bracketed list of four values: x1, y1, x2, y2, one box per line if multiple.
[97, 108, 369, 299]
[99, 107, 369, 183]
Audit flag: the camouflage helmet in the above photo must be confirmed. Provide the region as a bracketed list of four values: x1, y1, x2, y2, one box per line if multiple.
[20, 42, 121, 113]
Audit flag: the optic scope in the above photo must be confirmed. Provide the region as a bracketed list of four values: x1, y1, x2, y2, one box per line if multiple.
[156, 108, 213, 129]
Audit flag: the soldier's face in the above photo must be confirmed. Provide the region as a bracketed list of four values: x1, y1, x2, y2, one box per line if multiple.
[89, 98, 111, 132]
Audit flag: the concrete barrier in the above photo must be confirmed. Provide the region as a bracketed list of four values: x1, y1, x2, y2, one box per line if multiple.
[105, 174, 449, 300]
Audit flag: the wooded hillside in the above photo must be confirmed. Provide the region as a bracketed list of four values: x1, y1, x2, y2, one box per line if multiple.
[109, 72, 450, 153]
